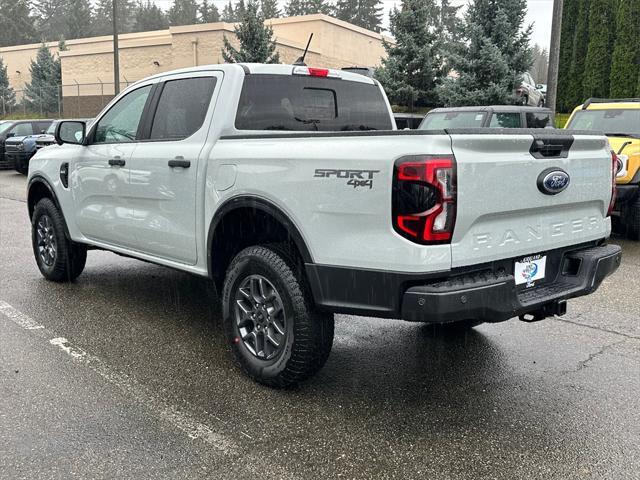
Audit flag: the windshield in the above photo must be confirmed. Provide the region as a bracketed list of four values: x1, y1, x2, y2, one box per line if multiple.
[235, 75, 393, 131]
[419, 111, 486, 129]
[566, 109, 640, 136]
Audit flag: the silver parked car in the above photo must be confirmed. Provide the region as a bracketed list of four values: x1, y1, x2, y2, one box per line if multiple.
[515, 72, 545, 107]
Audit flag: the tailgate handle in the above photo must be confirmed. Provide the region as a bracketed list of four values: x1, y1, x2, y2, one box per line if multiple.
[530, 136, 573, 159]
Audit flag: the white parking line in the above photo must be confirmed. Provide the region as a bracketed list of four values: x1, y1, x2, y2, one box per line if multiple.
[0, 300, 236, 454]
[0, 301, 45, 330]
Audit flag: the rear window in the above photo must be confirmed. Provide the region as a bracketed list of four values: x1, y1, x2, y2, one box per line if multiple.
[235, 75, 393, 131]
[419, 111, 485, 129]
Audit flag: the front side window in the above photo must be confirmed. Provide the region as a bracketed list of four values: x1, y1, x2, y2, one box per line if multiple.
[149, 77, 216, 141]
[94, 85, 152, 144]
[489, 112, 522, 128]
[235, 75, 393, 131]
[420, 111, 485, 129]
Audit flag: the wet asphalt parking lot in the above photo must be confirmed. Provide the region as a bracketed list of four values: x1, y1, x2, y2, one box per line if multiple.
[0, 169, 639, 479]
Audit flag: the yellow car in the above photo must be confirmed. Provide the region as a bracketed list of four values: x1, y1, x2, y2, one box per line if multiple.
[565, 98, 640, 239]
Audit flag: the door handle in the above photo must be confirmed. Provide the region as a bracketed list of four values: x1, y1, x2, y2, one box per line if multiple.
[168, 157, 191, 168]
[108, 157, 126, 167]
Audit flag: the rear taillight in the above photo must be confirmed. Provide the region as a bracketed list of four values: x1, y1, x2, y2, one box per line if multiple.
[392, 155, 457, 244]
[608, 150, 617, 216]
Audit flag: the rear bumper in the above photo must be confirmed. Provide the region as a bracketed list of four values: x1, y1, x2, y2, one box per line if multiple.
[307, 242, 621, 323]
[402, 244, 621, 323]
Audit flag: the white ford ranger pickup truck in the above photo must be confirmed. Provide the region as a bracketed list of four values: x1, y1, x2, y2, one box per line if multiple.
[27, 64, 622, 387]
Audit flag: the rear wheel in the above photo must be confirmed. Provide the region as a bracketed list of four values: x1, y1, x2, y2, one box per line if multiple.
[31, 198, 87, 282]
[626, 194, 640, 240]
[222, 245, 334, 388]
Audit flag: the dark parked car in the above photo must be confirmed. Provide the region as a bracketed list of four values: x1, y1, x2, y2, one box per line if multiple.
[419, 106, 555, 130]
[0, 119, 53, 169]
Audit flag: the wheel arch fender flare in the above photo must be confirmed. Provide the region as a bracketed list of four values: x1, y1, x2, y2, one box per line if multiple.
[27, 175, 71, 240]
[206, 195, 314, 278]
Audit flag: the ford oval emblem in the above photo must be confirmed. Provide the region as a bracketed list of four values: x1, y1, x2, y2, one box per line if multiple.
[537, 168, 570, 195]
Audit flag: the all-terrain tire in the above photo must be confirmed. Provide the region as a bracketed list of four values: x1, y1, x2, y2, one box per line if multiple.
[626, 194, 640, 240]
[222, 245, 334, 388]
[31, 198, 87, 282]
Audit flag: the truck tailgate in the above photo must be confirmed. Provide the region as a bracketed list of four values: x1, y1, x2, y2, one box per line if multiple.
[449, 131, 612, 268]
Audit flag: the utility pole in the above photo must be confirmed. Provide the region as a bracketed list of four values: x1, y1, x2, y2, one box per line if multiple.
[546, 0, 564, 113]
[113, 0, 120, 95]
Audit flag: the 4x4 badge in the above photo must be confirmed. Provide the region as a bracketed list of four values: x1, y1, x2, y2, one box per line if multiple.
[314, 168, 380, 189]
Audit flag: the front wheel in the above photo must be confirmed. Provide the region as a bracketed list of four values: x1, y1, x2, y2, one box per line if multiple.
[222, 245, 334, 388]
[31, 198, 87, 282]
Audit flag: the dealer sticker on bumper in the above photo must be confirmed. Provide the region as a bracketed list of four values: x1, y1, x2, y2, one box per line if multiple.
[515, 255, 546, 287]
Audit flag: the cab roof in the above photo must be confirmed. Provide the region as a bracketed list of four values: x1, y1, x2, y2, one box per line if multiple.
[577, 98, 640, 110]
[135, 63, 377, 86]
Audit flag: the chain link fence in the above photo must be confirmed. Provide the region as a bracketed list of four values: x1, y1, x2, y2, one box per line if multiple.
[1, 81, 135, 120]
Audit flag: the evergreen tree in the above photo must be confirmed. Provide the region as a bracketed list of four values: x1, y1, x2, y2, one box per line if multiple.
[25, 44, 61, 114]
[0, 57, 17, 115]
[132, 1, 168, 31]
[222, 1, 236, 21]
[530, 44, 549, 84]
[261, 0, 281, 18]
[0, 0, 38, 47]
[199, 0, 220, 22]
[235, 0, 247, 18]
[376, 0, 443, 108]
[222, 0, 280, 63]
[169, 0, 199, 26]
[285, 0, 308, 16]
[335, 0, 383, 32]
[582, 0, 615, 98]
[609, 0, 640, 98]
[439, 0, 533, 106]
[307, 0, 333, 14]
[63, 0, 94, 40]
[439, 0, 461, 40]
[94, 0, 136, 36]
[566, 0, 590, 107]
[33, 0, 67, 42]
[557, 0, 579, 111]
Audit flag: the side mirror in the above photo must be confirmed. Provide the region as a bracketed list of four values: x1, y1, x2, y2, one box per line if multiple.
[55, 121, 86, 146]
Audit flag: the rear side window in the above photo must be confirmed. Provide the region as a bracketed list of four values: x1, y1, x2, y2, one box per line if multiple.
[489, 112, 522, 128]
[526, 112, 552, 128]
[235, 75, 393, 131]
[150, 77, 216, 141]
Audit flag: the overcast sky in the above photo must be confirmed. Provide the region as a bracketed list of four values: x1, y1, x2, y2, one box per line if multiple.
[151, 0, 555, 50]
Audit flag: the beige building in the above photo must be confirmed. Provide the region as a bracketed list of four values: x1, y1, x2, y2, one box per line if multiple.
[0, 14, 390, 117]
